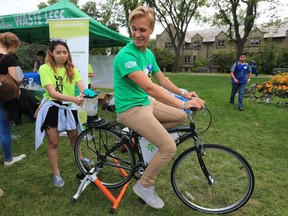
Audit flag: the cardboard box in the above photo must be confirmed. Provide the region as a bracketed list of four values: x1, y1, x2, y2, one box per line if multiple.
[97, 91, 114, 105]
[90, 88, 114, 106]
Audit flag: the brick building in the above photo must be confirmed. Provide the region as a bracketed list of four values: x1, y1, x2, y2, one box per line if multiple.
[155, 25, 288, 72]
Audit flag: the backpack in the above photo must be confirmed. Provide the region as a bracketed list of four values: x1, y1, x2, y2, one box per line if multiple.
[0, 55, 20, 102]
[233, 62, 238, 73]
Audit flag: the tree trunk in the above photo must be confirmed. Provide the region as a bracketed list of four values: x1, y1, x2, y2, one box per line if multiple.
[236, 40, 245, 59]
[173, 47, 181, 72]
[172, 37, 184, 72]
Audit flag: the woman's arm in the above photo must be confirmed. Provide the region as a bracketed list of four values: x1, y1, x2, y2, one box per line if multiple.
[76, 80, 86, 93]
[8, 66, 21, 96]
[45, 84, 84, 106]
[33, 61, 38, 72]
[7, 66, 17, 80]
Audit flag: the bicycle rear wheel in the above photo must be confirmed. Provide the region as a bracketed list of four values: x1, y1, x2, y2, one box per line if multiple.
[74, 127, 135, 189]
[171, 144, 254, 214]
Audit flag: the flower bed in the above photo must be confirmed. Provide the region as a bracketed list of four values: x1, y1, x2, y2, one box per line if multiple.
[257, 73, 288, 97]
[245, 73, 288, 107]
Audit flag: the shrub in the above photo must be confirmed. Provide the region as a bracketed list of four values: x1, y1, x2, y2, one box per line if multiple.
[210, 48, 236, 73]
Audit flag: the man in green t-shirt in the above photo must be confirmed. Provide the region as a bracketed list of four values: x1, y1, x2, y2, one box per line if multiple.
[113, 6, 205, 209]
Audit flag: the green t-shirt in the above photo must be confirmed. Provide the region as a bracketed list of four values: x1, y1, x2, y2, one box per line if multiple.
[113, 41, 160, 113]
[39, 64, 82, 100]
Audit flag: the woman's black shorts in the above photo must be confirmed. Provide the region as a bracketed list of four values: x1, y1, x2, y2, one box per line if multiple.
[41, 101, 79, 130]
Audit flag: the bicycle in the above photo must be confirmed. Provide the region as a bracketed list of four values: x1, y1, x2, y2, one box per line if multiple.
[72, 106, 255, 214]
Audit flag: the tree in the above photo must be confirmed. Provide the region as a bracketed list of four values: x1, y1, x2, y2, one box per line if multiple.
[275, 49, 288, 68]
[209, 0, 258, 59]
[207, 0, 288, 59]
[37, 0, 79, 9]
[148, 39, 175, 72]
[81, 0, 100, 19]
[119, 0, 144, 37]
[81, 0, 125, 55]
[260, 46, 276, 74]
[84, 0, 125, 31]
[211, 48, 236, 72]
[145, 0, 206, 72]
[17, 43, 47, 71]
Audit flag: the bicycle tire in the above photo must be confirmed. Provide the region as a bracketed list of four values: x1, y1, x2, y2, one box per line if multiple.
[74, 127, 135, 189]
[171, 144, 254, 214]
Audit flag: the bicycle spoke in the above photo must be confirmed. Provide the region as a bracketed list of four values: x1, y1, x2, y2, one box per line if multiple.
[74, 128, 135, 189]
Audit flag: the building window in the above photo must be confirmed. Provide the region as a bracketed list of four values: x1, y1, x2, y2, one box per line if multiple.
[193, 56, 197, 62]
[217, 40, 225, 48]
[184, 55, 191, 63]
[250, 38, 261, 46]
[193, 42, 201, 50]
[165, 42, 173, 49]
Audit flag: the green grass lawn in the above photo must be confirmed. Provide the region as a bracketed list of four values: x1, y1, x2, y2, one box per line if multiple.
[0, 73, 287, 216]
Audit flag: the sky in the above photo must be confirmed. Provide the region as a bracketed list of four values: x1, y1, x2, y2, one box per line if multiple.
[0, 0, 87, 15]
[0, 0, 205, 38]
[0, 1, 286, 38]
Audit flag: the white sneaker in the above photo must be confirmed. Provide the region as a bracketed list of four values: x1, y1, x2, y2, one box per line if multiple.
[53, 175, 65, 187]
[59, 131, 67, 137]
[4, 154, 26, 167]
[133, 181, 164, 209]
[81, 157, 94, 165]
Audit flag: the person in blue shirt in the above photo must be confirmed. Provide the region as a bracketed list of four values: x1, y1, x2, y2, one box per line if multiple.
[251, 60, 258, 77]
[229, 53, 252, 111]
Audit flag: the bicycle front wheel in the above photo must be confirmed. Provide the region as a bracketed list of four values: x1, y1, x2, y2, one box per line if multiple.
[171, 144, 254, 214]
[74, 127, 135, 189]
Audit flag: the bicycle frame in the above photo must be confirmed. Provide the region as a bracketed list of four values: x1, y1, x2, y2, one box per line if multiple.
[110, 109, 214, 185]
[73, 107, 254, 213]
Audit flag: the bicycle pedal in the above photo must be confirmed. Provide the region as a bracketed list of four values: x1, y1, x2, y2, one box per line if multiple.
[76, 172, 85, 180]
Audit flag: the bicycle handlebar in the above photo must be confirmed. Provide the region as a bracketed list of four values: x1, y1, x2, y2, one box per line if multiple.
[189, 107, 197, 112]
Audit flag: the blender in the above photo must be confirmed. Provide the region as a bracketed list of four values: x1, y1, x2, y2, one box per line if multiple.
[82, 93, 102, 127]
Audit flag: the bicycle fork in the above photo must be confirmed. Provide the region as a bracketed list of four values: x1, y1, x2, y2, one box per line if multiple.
[188, 120, 214, 186]
[195, 137, 214, 185]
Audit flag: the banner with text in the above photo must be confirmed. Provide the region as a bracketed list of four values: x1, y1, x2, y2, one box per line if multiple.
[0, 9, 67, 29]
[48, 18, 89, 88]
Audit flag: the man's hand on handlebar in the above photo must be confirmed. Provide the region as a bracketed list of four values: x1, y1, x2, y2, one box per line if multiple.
[182, 91, 198, 99]
[185, 96, 205, 111]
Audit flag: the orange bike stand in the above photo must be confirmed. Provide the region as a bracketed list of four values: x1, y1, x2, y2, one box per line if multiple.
[72, 163, 130, 213]
[95, 178, 130, 213]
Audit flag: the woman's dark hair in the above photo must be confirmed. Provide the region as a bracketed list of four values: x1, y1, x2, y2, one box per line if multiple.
[37, 50, 45, 57]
